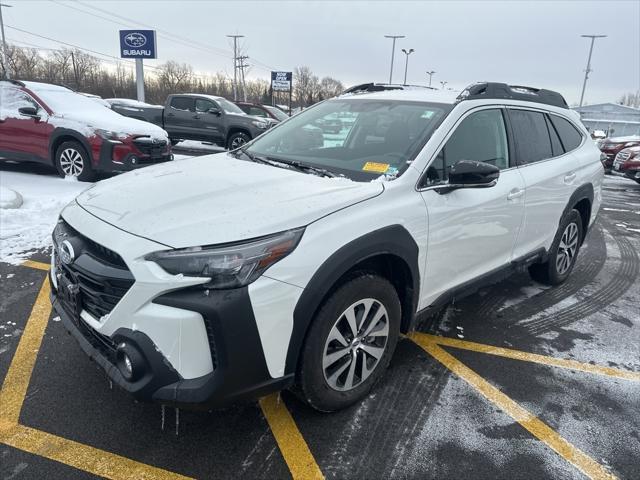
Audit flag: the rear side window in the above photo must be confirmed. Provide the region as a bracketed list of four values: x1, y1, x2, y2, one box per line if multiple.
[509, 110, 552, 165]
[170, 97, 195, 112]
[545, 115, 564, 157]
[549, 115, 583, 152]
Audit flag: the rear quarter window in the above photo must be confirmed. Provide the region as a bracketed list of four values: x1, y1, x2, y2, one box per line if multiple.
[549, 115, 583, 152]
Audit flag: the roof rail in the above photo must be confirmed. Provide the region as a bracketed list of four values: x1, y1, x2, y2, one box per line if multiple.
[457, 82, 568, 109]
[342, 83, 437, 95]
[0, 79, 25, 87]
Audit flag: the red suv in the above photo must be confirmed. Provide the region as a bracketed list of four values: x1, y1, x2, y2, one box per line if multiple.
[0, 80, 172, 181]
[598, 135, 640, 173]
[613, 146, 640, 183]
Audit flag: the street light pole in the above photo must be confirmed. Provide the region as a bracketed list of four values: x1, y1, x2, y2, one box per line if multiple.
[579, 34, 606, 107]
[0, 3, 12, 79]
[401, 48, 414, 85]
[384, 35, 404, 84]
[440, 81, 447, 90]
[426, 70, 436, 87]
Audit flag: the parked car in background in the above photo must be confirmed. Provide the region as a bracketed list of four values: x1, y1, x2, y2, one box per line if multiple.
[613, 146, 640, 183]
[598, 135, 640, 172]
[107, 98, 164, 120]
[0, 80, 171, 181]
[113, 93, 272, 149]
[235, 102, 289, 123]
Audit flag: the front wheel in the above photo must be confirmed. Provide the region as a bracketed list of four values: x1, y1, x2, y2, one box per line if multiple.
[55, 141, 95, 182]
[529, 209, 583, 285]
[297, 274, 400, 412]
[227, 132, 251, 150]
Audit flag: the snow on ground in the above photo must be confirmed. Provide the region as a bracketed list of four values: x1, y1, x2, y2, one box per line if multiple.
[0, 171, 91, 264]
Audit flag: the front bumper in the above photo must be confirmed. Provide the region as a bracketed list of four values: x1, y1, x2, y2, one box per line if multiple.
[51, 275, 293, 409]
[97, 139, 173, 173]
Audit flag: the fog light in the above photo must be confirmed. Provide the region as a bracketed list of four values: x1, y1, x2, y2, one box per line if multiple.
[116, 343, 144, 381]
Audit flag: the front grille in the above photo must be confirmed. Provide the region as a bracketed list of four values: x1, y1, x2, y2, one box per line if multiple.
[54, 219, 134, 320]
[133, 138, 169, 157]
[616, 152, 630, 161]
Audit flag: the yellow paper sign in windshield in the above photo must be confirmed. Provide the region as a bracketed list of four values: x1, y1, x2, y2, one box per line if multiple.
[362, 162, 390, 173]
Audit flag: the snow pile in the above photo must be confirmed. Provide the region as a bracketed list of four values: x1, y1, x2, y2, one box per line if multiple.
[0, 186, 23, 209]
[0, 171, 90, 264]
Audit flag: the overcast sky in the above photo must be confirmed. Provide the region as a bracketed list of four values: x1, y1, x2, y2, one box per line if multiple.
[4, 0, 639, 105]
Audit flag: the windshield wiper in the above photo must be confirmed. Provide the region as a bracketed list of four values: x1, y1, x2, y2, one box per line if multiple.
[264, 156, 339, 178]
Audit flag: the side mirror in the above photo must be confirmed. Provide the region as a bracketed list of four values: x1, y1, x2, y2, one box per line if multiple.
[19, 106, 40, 119]
[436, 160, 499, 194]
[208, 107, 221, 116]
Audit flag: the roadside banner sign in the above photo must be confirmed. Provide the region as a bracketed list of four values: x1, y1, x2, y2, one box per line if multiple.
[119, 30, 157, 59]
[271, 71, 292, 91]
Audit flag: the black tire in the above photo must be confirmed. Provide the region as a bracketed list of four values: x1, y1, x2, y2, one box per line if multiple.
[297, 274, 401, 412]
[227, 132, 251, 150]
[529, 209, 583, 286]
[170, 139, 180, 146]
[54, 141, 95, 182]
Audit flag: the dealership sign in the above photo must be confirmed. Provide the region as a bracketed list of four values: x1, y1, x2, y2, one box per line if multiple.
[119, 30, 157, 58]
[271, 71, 292, 91]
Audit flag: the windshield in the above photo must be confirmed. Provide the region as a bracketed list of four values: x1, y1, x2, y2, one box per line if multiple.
[245, 98, 450, 181]
[31, 88, 110, 115]
[218, 98, 245, 115]
[264, 105, 289, 121]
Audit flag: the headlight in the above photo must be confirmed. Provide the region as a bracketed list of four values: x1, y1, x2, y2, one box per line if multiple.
[146, 228, 304, 289]
[95, 128, 128, 142]
[251, 120, 269, 130]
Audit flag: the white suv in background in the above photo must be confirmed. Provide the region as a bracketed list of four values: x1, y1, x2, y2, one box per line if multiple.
[50, 82, 603, 412]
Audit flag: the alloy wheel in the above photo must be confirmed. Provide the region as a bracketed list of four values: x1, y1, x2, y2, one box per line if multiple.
[556, 222, 579, 275]
[322, 298, 389, 392]
[59, 148, 84, 177]
[231, 136, 247, 149]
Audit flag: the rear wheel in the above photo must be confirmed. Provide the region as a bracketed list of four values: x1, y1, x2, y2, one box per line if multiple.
[227, 132, 250, 150]
[55, 141, 95, 182]
[297, 274, 400, 412]
[529, 209, 583, 285]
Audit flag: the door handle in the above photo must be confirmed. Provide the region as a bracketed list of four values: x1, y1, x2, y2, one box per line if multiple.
[193, 115, 201, 119]
[564, 172, 576, 184]
[507, 188, 524, 200]
[166, 113, 175, 117]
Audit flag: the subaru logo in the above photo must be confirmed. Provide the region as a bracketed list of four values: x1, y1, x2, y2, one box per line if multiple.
[59, 240, 76, 265]
[124, 32, 147, 48]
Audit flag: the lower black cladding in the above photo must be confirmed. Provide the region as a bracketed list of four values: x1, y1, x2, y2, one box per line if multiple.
[152, 287, 293, 408]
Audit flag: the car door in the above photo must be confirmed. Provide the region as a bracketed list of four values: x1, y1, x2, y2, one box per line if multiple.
[194, 98, 224, 143]
[507, 108, 581, 258]
[418, 107, 526, 304]
[165, 96, 195, 138]
[0, 86, 52, 162]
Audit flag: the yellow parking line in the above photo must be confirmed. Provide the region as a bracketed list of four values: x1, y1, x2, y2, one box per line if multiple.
[259, 394, 324, 480]
[410, 333, 617, 480]
[22, 260, 51, 271]
[0, 422, 192, 480]
[418, 333, 640, 382]
[0, 278, 52, 423]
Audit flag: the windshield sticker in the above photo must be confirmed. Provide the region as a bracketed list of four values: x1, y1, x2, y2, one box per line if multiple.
[362, 162, 390, 173]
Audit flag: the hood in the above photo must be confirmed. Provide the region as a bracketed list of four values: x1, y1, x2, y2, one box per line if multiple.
[76, 153, 383, 248]
[50, 111, 169, 142]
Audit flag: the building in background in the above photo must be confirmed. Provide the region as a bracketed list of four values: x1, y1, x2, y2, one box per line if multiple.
[573, 103, 640, 138]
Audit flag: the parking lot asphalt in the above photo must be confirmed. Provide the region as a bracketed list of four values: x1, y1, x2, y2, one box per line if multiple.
[0, 174, 638, 480]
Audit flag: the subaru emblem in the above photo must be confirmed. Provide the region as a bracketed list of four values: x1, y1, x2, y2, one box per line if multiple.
[59, 240, 76, 265]
[124, 32, 147, 48]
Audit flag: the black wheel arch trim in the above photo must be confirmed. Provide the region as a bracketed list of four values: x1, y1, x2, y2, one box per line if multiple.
[49, 128, 93, 166]
[285, 224, 420, 375]
[563, 183, 594, 241]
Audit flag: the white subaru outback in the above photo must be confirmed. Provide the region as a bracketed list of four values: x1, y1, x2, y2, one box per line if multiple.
[50, 83, 603, 412]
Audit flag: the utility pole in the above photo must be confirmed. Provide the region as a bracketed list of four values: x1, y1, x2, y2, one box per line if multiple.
[401, 48, 414, 85]
[579, 34, 606, 107]
[226, 34, 244, 101]
[238, 55, 249, 102]
[0, 3, 12, 79]
[426, 70, 436, 87]
[384, 35, 404, 84]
